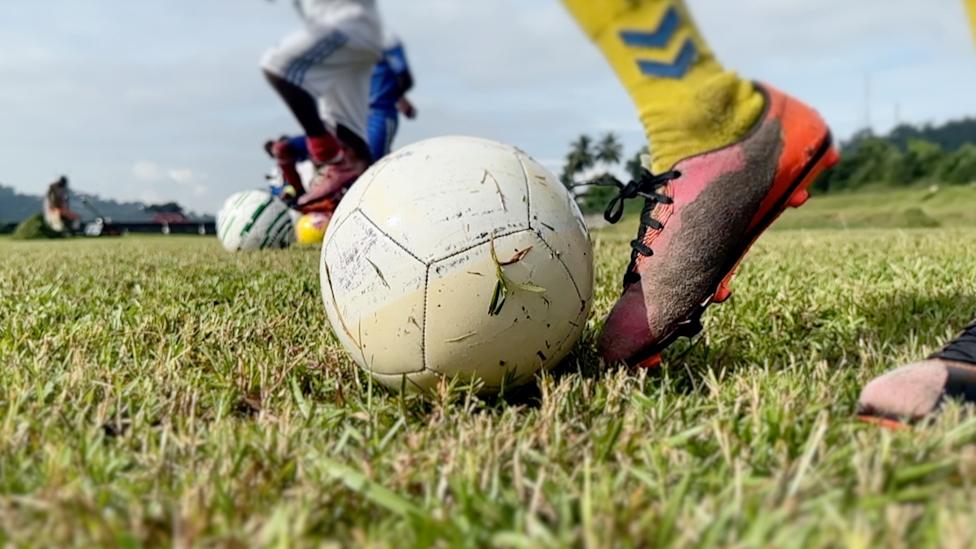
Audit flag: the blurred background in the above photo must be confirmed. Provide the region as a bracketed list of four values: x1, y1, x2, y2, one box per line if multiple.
[1, 0, 974, 223]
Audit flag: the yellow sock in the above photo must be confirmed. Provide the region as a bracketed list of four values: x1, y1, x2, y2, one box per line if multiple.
[562, 0, 765, 173]
[967, 0, 976, 46]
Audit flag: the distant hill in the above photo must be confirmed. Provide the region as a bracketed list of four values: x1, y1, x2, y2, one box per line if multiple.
[0, 184, 213, 223]
[0, 185, 43, 223]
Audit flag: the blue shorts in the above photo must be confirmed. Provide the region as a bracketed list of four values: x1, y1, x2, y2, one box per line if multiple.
[367, 110, 399, 162]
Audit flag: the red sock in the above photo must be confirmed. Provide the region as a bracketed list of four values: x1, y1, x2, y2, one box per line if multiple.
[306, 134, 342, 165]
[270, 139, 306, 195]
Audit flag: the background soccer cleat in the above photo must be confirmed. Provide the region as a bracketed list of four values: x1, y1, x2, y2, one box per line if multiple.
[859, 321, 976, 425]
[858, 359, 976, 424]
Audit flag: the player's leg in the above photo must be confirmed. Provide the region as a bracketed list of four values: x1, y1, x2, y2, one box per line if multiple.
[296, 54, 378, 214]
[562, 0, 839, 365]
[261, 29, 348, 164]
[43, 208, 65, 234]
[562, 0, 763, 173]
[367, 108, 399, 162]
[265, 136, 311, 196]
[859, 322, 976, 425]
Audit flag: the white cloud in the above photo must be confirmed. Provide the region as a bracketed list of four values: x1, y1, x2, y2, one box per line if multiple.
[167, 168, 195, 185]
[132, 161, 164, 182]
[130, 161, 208, 200]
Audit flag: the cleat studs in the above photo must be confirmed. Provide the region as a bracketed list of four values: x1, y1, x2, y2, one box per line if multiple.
[638, 354, 663, 369]
[788, 189, 810, 208]
[714, 284, 732, 303]
[824, 147, 841, 168]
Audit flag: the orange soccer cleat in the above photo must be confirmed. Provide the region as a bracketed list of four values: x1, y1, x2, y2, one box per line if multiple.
[598, 83, 839, 366]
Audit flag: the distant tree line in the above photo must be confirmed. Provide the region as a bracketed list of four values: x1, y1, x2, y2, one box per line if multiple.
[816, 119, 976, 192]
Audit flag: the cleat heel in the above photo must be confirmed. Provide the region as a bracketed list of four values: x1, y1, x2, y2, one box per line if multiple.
[787, 189, 809, 208]
[713, 284, 732, 303]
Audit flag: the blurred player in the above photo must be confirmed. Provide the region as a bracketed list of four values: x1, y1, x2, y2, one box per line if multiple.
[43, 176, 79, 234]
[561, 0, 838, 366]
[266, 33, 416, 206]
[262, 0, 383, 214]
[857, 0, 976, 425]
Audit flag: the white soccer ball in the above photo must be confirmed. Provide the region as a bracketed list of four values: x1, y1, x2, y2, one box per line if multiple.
[321, 136, 594, 393]
[216, 190, 296, 252]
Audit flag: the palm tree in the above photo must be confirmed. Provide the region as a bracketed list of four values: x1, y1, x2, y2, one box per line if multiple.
[569, 135, 595, 173]
[595, 132, 623, 170]
[626, 146, 650, 181]
[561, 134, 596, 190]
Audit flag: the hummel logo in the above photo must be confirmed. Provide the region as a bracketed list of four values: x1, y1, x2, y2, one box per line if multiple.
[619, 6, 698, 79]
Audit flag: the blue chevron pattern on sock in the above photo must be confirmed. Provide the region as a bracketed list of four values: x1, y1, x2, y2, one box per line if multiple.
[619, 6, 680, 49]
[618, 5, 699, 80]
[634, 38, 698, 79]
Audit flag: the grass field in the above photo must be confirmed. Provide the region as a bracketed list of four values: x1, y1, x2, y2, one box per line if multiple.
[773, 185, 976, 231]
[3, 195, 976, 546]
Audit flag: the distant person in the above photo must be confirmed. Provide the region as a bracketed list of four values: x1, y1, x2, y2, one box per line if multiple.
[262, 0, 384, 215]
[43, 176, 79, 234]
[857, 0, 976, 425]
[266, 31, 417, 202]
[13, 175, 79, 240]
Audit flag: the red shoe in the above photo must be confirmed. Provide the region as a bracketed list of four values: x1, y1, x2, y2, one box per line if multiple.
[598, 83, 840, 366]
[296, 144, 368, 215]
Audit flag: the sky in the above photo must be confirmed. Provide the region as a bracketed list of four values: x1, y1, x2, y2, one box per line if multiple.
[1, 0, 974, 214]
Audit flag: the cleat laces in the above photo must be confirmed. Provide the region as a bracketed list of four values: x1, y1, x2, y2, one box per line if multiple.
[592, 169, 681, 284]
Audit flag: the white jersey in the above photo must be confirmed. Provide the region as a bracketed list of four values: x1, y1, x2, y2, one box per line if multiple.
[264, 0, 383, 141]
[294, 0, 378, 26]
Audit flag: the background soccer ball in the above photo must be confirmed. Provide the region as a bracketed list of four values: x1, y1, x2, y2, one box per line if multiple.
[295, 212, 330, 246]
[216, 190, 295, 252]
[320, 136, 594, 393]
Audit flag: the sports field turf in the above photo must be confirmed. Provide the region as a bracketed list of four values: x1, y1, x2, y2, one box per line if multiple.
[3, 194, 976, 546]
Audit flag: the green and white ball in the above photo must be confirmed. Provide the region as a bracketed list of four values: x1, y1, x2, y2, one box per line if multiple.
[216, 190, 295, 252]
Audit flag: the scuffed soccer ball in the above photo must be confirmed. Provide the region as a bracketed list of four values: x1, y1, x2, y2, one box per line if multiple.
[320, 136, 594, 394]
[216, 190, 295, 252]
[295, 212, 330, 246]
